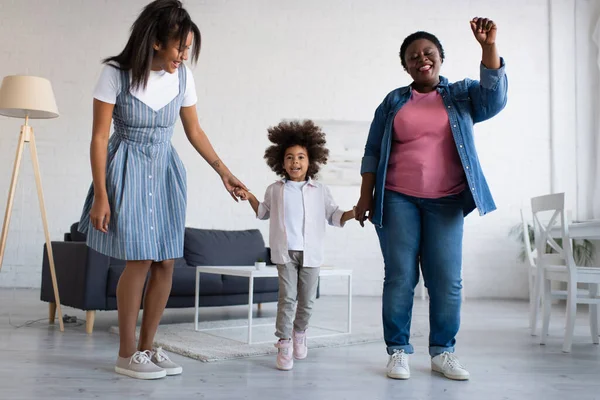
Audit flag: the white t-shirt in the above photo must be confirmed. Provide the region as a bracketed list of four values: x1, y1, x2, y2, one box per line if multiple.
[284, 180, 306, 251]
[93, 63, 197, 111]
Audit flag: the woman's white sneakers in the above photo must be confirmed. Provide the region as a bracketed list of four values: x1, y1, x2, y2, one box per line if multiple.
[386, 349, 410, 379]
[115, 348, 182, 380]
[431, 352, 470, 381]
[386, 350, 470, 381]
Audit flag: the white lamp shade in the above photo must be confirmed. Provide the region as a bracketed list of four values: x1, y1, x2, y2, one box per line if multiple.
[0, 75, 59, 119]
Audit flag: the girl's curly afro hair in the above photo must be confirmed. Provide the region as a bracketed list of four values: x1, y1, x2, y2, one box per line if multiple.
[264, 119, 329, 180]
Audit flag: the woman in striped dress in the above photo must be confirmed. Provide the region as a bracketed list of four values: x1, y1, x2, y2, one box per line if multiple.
[78, 0, 247, 380]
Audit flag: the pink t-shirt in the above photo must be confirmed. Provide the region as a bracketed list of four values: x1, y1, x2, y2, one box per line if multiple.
[385, 89, 466, 198]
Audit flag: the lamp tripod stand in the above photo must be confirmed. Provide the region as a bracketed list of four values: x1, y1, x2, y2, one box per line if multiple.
[0, 76, 64, 332]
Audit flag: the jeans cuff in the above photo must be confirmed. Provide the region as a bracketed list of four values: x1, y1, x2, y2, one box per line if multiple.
[387, 344, 414, 355]
[429, 346, 455, 357]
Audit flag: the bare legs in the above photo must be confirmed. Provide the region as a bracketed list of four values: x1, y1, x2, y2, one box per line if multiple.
[116, 259, 174, 358]
[139, 260, 174, 351]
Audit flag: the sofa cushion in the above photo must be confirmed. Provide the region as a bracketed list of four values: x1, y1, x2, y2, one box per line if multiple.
[106, 258, 192, 296]
[70, 222, 87, 242]
[170, 267, 224, 296]
[107, 264, 229, 297]
[109, 257, 126, 267]
[106, 265, 278, 297]
[184, 228, 269, 266]
[220, 274, 279, 295]
[106, 266, 126, 297]
[107, 257, 186, 268]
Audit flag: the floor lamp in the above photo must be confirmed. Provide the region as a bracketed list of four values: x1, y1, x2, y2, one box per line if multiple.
[0, 75, 64, 332]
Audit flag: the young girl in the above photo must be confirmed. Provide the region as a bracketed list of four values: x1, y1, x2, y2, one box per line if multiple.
[236, 120, 355, 371]
[78, 0, 246, 380]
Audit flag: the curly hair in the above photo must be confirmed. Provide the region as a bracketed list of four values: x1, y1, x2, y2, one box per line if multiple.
[264, 120, 329, 180]
[399, 31, 445, 70]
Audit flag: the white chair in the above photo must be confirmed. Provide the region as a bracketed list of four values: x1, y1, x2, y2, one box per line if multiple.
[521, 209, 540, 332]
[531, 193, 600, 352]
[524, 207, 586, 335]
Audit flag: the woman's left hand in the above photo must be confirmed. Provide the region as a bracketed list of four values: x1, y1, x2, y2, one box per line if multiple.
[222, 173, 248, 202]
[470, 17, 497, 46]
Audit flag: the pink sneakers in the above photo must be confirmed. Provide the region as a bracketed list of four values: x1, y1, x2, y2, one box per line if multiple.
[274, 339, 294, 370]
[293, 330, 308, 360]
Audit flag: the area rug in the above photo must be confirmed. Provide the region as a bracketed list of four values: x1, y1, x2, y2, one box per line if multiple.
[109, 317, 424, 362]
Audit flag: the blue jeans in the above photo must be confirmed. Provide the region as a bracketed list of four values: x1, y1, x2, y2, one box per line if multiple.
[376, 190, 464, 357]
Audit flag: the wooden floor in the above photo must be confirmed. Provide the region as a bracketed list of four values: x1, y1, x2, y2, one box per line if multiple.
[1, 288, 600, 400]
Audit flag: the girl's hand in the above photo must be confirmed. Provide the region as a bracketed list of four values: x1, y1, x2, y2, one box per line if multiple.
[222, 173, 248, 202]
[90, 195, 111, 233]
[235, 188, 250, 201]
[355, 194, 373, 228]
[470, 17, 497, 46]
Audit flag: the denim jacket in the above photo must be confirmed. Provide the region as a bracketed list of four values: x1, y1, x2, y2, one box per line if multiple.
[360, 58, 508, 227]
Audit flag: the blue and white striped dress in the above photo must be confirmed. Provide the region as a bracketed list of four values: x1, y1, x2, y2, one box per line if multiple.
[78, 66, 187, 261]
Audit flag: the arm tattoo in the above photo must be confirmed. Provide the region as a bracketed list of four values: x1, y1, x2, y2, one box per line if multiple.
[211, 159, 222, 169]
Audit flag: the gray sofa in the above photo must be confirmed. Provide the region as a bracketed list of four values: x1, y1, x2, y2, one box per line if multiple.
[40, 223, 280, 333]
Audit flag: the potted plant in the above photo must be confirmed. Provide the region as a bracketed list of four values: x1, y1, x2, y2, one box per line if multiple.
[509, 222, 596, 266]
[255, 258, 267, 270]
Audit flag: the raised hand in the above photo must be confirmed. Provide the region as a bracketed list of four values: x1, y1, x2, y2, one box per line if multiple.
[470, 17, 497, 46]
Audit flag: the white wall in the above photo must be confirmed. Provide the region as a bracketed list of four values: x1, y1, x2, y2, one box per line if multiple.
[574, 0, 600, 220]
[0, 0, 596, 298]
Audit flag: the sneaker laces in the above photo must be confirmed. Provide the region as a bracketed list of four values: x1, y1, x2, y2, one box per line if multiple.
[439, 352, 464, 370]
[153, 347, 170, 363]
[130, 350, 153, 366]
[390, 350, 408, 369]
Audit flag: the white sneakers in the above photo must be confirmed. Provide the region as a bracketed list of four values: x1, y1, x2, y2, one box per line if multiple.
[115, 348, 182, 380]
[386, 350, 470, 381]
[386, 350, 410, 379]
[431, 352, 470, 381]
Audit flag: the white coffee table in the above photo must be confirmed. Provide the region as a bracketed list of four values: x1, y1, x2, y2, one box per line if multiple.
[194, 265, 352, 344]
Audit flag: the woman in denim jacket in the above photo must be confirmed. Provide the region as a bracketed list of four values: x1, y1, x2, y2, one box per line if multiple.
[355, 17, 507, 381]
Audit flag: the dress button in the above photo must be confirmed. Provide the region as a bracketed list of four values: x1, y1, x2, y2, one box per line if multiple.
[149, 175, 153, 179]
[149, 193, 152, 196]
[151, 226, 154, 230]
[453, 124, 457, 128]
[466, 166, 469, 169]
[460, 145, 463, 148]
[447, 105, 451, 109]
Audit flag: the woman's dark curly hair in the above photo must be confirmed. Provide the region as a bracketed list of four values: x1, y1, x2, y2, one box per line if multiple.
[399, 31, 445, 70]
[264, 120, 329, 180]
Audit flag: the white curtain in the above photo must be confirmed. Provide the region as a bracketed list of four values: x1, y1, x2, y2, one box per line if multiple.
[593, 16, 600, 219]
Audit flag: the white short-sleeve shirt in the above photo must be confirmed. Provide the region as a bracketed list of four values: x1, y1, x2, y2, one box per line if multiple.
[93, 63, 197, 111]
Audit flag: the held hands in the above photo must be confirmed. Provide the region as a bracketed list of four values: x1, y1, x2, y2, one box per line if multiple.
[354, 195, 374, 228]
[234, 187, 252, 201]
[222, 173, 248, 202]
[470, 17, 497, 46]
